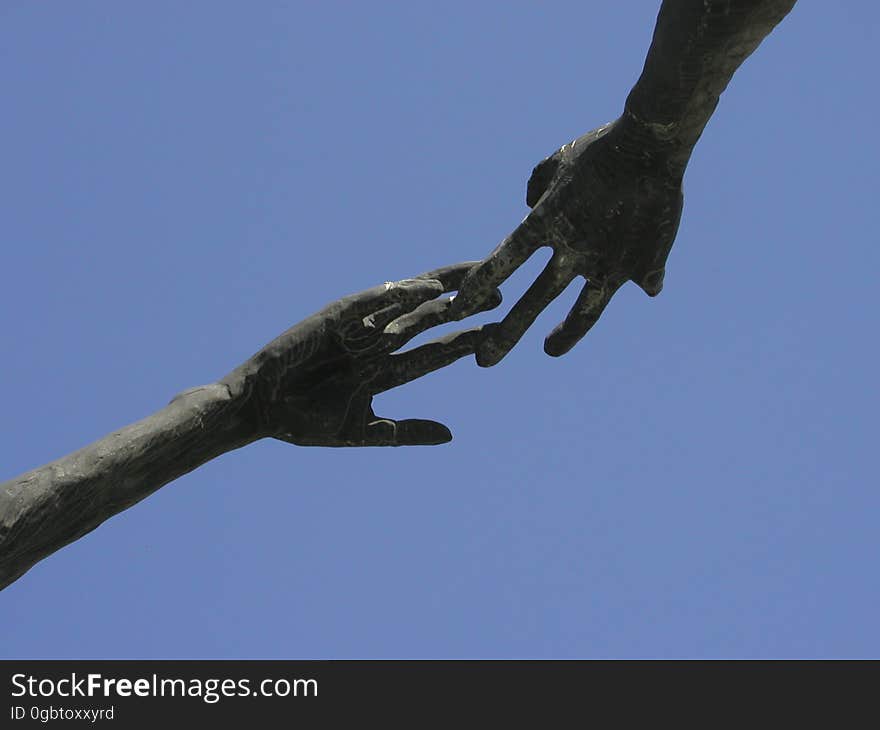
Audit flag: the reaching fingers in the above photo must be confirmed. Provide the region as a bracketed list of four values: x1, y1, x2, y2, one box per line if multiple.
[414, 261, 481, 293]
[543, 276, 623, 357]
[364, 302, 406, 332]
[370, 326, 489, 395]
[339, 301, 406, 353]
[337, 277, 448, 353]
[378, 288, 502, 354]
[358, 261, 485, 343]
[337, 277, 445, 326]
[450, 214, 546, 319]
[475, 255, 573, 367]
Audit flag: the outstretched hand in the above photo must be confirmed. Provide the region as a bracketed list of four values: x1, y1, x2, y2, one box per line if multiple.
[220, 263, 499, 447]
[450, 117, 684, 365]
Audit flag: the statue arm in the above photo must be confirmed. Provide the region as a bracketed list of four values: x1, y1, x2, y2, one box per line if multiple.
[0, 263, 497, 591]
[623, 0, 798, 171]
[0, 385, 254, 591]
[451, 0, 798, 362]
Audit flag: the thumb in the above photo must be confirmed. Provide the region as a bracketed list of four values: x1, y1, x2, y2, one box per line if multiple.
[526, 149, 563, 208]
[363, 417, 452, 446]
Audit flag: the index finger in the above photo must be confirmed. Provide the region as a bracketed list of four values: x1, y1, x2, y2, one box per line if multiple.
[414, 261, 481, 293]
[371, 326, 488, 395]
[450, 211, 547, 319]
[333, 278, 445, 325]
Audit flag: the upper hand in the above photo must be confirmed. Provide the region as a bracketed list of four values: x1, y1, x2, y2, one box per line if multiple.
[451, 116, 684, 365]
[220, 262, 499, 447]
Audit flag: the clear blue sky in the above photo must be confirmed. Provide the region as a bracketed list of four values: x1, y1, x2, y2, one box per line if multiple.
[2, 1, 878, 659]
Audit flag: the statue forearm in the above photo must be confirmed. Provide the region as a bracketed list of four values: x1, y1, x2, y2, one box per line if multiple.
[0, 382, 256, 591]
[0, 265, 486, 591]
[623, 0, 797, 171]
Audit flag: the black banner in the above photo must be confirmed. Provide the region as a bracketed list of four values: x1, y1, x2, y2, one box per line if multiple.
[0, 660, 870, 723]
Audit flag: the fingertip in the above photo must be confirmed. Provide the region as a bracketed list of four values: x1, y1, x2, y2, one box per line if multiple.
[448, 259, 504, 319]
[543, 332, 576, 358]
[415, 278, 446, 297]
[396, 419, 453, 446]
[484, 289, 503, 311]
[433, 424, 453, 445]
[448, 295, 476, 321]
[416, 262, 481, 292]
[391, 279, 445, 313]
[456, 287, 502, 319]
[451, 281, 505, 321]
[475, 338, 507, 368]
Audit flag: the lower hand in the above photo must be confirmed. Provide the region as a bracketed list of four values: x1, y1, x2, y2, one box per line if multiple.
[220, 262, 499, 446]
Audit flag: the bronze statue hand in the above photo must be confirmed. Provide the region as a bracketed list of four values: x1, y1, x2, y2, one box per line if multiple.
[450, 117, 683, 366]
[450, 0, 799, 367]
[0, 264, 497, 589]
[220, 262, 499, 446]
